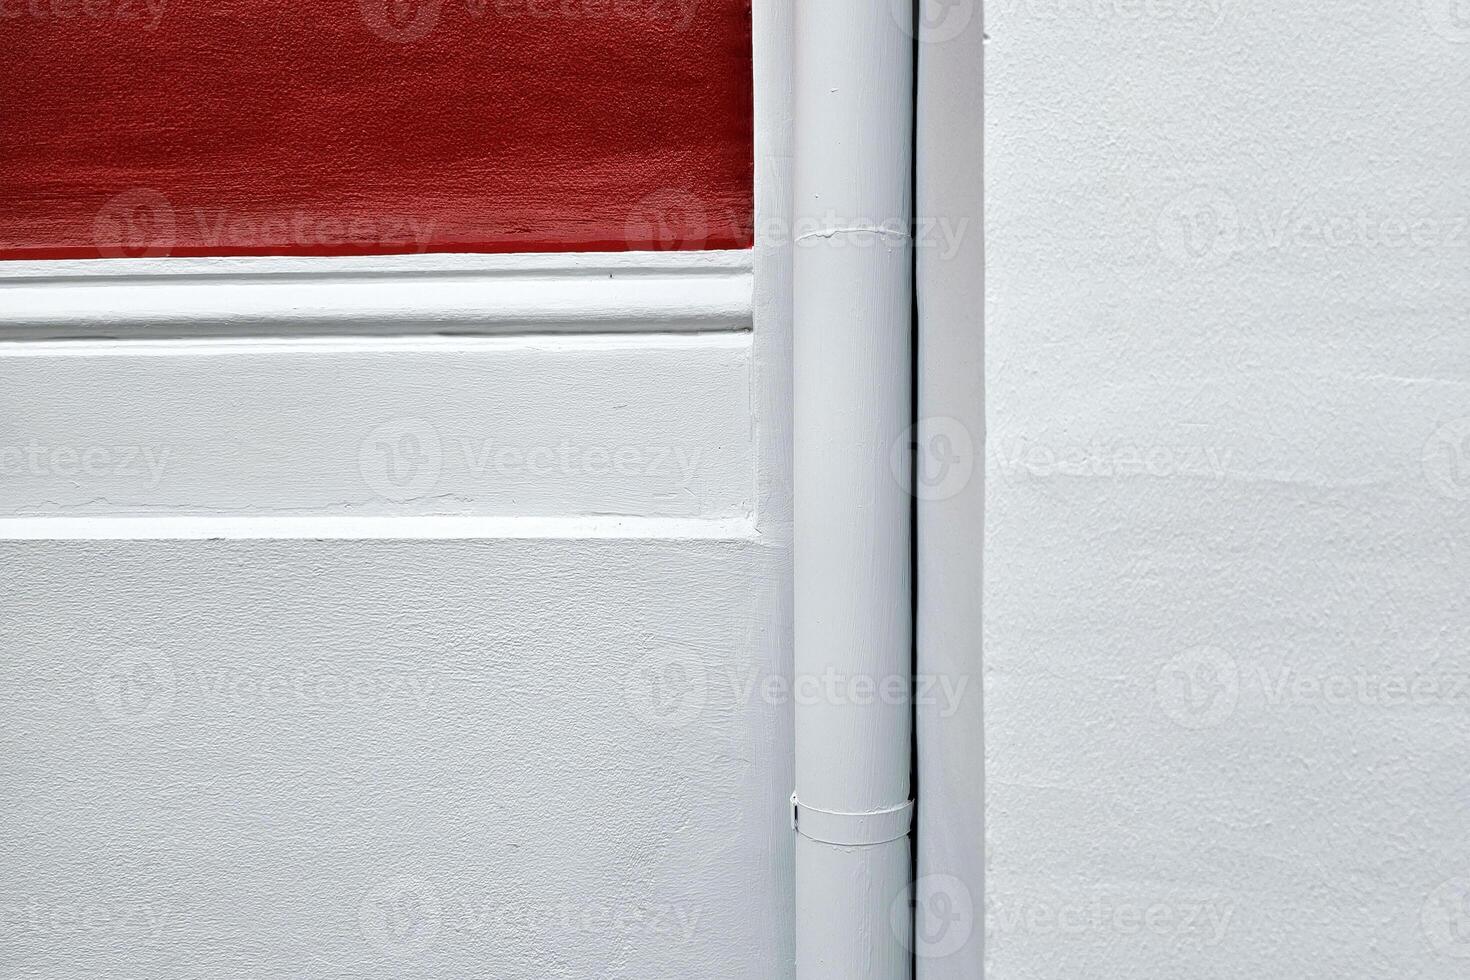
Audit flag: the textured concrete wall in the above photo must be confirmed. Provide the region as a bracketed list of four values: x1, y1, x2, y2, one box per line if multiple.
[987, 1, 1470, 976]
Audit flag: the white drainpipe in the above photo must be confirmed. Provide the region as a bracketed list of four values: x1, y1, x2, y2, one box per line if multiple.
[792, 0, 915, 977]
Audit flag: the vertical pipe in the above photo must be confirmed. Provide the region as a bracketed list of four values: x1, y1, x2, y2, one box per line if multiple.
[793, 0, 915, 977]
[915, 0, 984, 973]
[752, 0, 798, 969]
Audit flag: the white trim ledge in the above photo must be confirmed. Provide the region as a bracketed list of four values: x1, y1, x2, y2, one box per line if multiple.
[0, 514, 760, 542]
[0, 250, 754, 339]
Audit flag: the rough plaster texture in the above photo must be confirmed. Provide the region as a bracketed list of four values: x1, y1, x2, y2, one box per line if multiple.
[0, 538, 789, 978]
[986, 1, 1470, 976]
[0, 251, 793, 976]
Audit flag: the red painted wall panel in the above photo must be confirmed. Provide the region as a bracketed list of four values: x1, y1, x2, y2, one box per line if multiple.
[0, 0, 753, 259]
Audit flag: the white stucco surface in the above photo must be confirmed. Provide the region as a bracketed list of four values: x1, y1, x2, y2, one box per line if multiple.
[0, 537, 791, 979]
[0, 253, 795, 979]
[986, 1, 1470, 976]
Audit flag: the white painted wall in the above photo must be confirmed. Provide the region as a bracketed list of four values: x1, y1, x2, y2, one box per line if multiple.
[0, 9, 796, 978]
[0, 251, 794, 980]
[0, 534, 787, 978]
[986, 1, 1470, 976]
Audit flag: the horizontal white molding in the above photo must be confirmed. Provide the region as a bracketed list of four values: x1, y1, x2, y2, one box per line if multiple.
[0, 250, 754, 339]
[0, 332, 745, 358]
[0, 249, 753, 281]
[0, 514, 758, 541]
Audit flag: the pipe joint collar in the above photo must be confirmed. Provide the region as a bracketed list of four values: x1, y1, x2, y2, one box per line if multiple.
[790, 793, 914, 846]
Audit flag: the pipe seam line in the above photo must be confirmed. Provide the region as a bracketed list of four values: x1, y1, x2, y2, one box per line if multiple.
[794, 226, 911, 244]
[790, 794, 915, 847]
